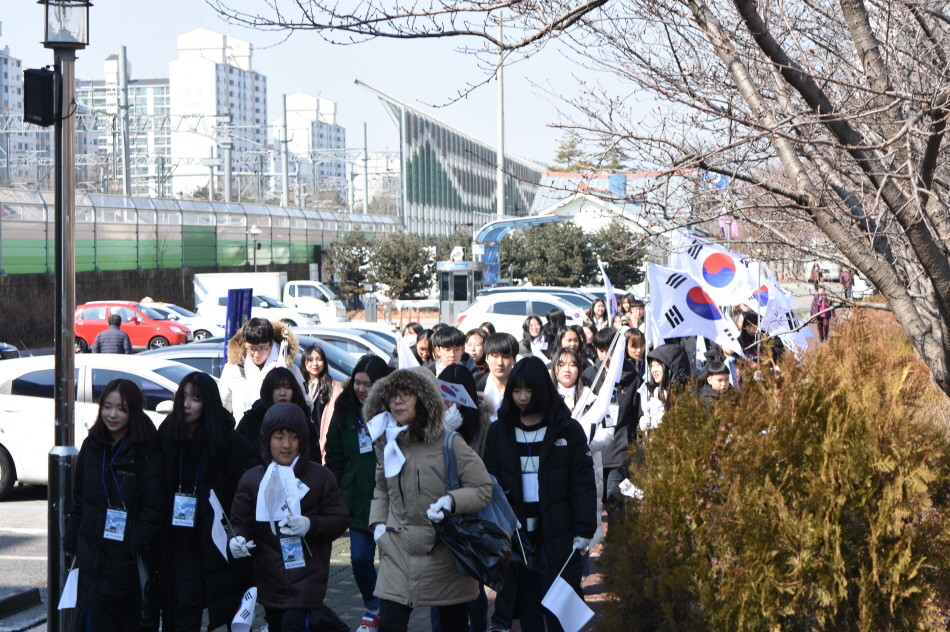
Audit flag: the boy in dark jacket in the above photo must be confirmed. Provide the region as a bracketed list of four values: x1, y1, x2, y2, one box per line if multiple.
[230, 404, 350, 632]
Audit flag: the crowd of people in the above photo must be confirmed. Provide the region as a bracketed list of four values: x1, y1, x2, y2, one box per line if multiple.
[64, 291, 791, 632]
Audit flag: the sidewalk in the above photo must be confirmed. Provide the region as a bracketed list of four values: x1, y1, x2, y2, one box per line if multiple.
[12, 532, 608, 632]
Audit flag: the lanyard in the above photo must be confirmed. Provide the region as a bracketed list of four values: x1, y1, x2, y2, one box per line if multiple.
[178, 448, 201, 494]
[101, 438, 127, 510]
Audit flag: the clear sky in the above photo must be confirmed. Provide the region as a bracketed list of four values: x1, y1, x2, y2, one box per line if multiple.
[1, 1, 589, 166]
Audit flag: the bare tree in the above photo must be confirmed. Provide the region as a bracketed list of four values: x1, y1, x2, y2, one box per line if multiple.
[206, 0, 950, 395]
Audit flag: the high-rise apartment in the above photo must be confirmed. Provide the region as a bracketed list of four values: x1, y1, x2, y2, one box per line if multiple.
[275, 92, 347, 204]
[169, 28, 268, 197]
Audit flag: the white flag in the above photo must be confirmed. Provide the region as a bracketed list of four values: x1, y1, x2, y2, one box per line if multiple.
[437, 379, 477, 409]
[646, 263, 745, 356]
[209, 489, 229, 562]
[541, 575, 594, 632]
[231, 587, 257, 632]
[597, 258, 619, 318]
[57, 567, 78, 610]
[397, 334, 420, 369]
[669, 229, 757, 307]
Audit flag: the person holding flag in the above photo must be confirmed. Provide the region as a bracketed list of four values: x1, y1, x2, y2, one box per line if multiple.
[156, 371, 257, 632]
[229, 404, 351, 632]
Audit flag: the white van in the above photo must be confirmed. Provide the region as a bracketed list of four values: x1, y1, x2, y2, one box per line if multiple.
[283, 281, 347, 323]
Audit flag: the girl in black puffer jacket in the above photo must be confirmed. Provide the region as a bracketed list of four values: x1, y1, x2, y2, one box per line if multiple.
[484, 357, 597, 632]
[64, 379, 166, 632]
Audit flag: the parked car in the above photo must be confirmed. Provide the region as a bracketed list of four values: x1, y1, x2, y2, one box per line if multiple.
[138, 301, 226, 340]
[195, 294, 319, 328]
[0, 342, 19, 360]
[477, 285, 597, 304]
[0, 354, 195, 497]
[140, 334, 355, 383]
[291, 326, 393, 362]
[75, 301, 191, 353]
[455, 292, 588, 339]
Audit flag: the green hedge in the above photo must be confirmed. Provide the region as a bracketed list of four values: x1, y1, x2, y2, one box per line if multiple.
[601, 316, 950, 631]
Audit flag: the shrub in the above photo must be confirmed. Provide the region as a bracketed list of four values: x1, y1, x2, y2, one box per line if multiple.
[600, 315, 950, 631]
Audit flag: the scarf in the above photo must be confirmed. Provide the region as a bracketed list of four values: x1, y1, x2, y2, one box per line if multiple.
[366, 411, 410, 477]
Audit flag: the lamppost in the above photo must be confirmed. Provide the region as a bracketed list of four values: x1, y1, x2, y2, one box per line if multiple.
[40, 2, 90, 631]
[248, 224, 262, 272]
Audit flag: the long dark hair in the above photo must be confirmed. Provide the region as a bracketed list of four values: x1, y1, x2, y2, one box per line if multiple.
[543, 308, 567, 343]
[259, 367, 308, 410]
[498, 356, 565, 423]
[165, 371, 234, 449]
[88, 379, 156, 445]
[521, 315, 542, 350]
[300, 344, 333, 405]
[551, 347, 585, 404]
[438, 364, 480, 446]
[338, 354, 393, 421]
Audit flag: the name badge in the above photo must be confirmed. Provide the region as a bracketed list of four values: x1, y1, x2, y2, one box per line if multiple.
[357, 426, 373, 454]
[521, 474, 540, 503]
[280, 537, 305, 569]
[172, 493, 197, 527]
[103, 508, 127, 541]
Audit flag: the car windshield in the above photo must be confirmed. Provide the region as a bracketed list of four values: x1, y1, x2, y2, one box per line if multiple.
[164, 304, 199, 318]
[257, 295, 287, 308]
[153, 362, 207, 384]
[296, 335, 357, 376]
[556, 294, 593, 309]
[358, 331, 395, 351]
[136, 305, 172, 320]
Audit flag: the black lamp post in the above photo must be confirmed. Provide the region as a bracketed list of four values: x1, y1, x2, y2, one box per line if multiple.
[40, 3, 90, 631]
[249, 224, 262, 272]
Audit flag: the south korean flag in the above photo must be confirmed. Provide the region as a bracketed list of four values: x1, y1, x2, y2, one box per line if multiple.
[669, 229, 757, 308]
[647, 263, 745, 357]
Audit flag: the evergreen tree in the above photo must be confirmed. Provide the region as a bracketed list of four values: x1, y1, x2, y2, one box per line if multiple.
[589, 220, 645, 288]
[549, 132, 593, 172]
[369, 232, 436, 300]
[501, 221, 597, 286]
[324, 230, 372, 298]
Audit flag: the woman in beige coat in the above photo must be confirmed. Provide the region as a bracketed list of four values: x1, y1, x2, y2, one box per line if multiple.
[365, 368, 492, 632]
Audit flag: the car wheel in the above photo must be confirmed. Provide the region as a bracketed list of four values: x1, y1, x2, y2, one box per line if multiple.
[75, 338, 88, 354]
[193, 329, 212, 341]
[280, 319, 297, 327]
[148, 336, 170, 349]
[0, 448, 15, 499]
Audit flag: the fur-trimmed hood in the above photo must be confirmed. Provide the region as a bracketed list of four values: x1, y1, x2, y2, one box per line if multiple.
[226, 320, 300, 367]
[363, 368, 445, 444]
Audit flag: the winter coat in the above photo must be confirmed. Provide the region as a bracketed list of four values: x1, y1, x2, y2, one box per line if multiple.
[810, 295, 833, 320]
[237, 399, 319, 466]
[308, 379, 342, 463]
[230, 404, 351, 611]
[364, 368, 493, 607]
[218, 321, 309, 414]
[324, 398, 377, 532]
[91, 324, 132, 354]
[155, 419, 257, 630]
[483, 402, 597, 593]
[64, 435, 165, 632]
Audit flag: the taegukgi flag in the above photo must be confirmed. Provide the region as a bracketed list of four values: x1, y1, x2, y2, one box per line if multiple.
[669, 229, 757, 308]
[597, 258, 619, 318]
[646, 263, 745, 357]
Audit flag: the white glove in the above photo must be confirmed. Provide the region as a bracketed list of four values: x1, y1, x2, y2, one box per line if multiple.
[426, 495, 454, 522]
[373, 523, 387, 543]
[278, 515, 311, 537]
[573, 536, 591, 553]
[229, 536, 255, 559]
[443, 404, 463, 432]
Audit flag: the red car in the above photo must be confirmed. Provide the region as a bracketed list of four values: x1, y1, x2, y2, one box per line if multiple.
[74, 301, 191, 353]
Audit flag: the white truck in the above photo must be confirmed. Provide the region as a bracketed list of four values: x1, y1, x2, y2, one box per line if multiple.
[193, 272, 347, 324]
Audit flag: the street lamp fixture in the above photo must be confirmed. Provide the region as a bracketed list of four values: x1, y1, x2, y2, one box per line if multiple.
[40, 0, 91, 49]
[248, 224, 262, 272]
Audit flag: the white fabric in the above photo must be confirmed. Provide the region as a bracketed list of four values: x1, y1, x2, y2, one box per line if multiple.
[373, 523, 387, 542]
[57, 567, 78, 610]
[278, 515, 311, 536]
[541, 573, 595, 632]
[426, 495, 454, 522]
[639, 388, 666, 432]
[398, 334, 421, 369]
[209, 489, 229, 561]
[483, 377, 504, 421]
[236, 342, 281, 413]
[443, 404, 463, 432]
[366, 411, 410, 477]
[572, 537, 591, 553]
[255, 457, 309, 523]
[229, 536, 255, 559]
[577, 331, 625, 427]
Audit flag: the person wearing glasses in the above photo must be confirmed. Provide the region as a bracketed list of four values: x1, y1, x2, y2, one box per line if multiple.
[219, 317, 310, 417]
[364, 368, 492, 632]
